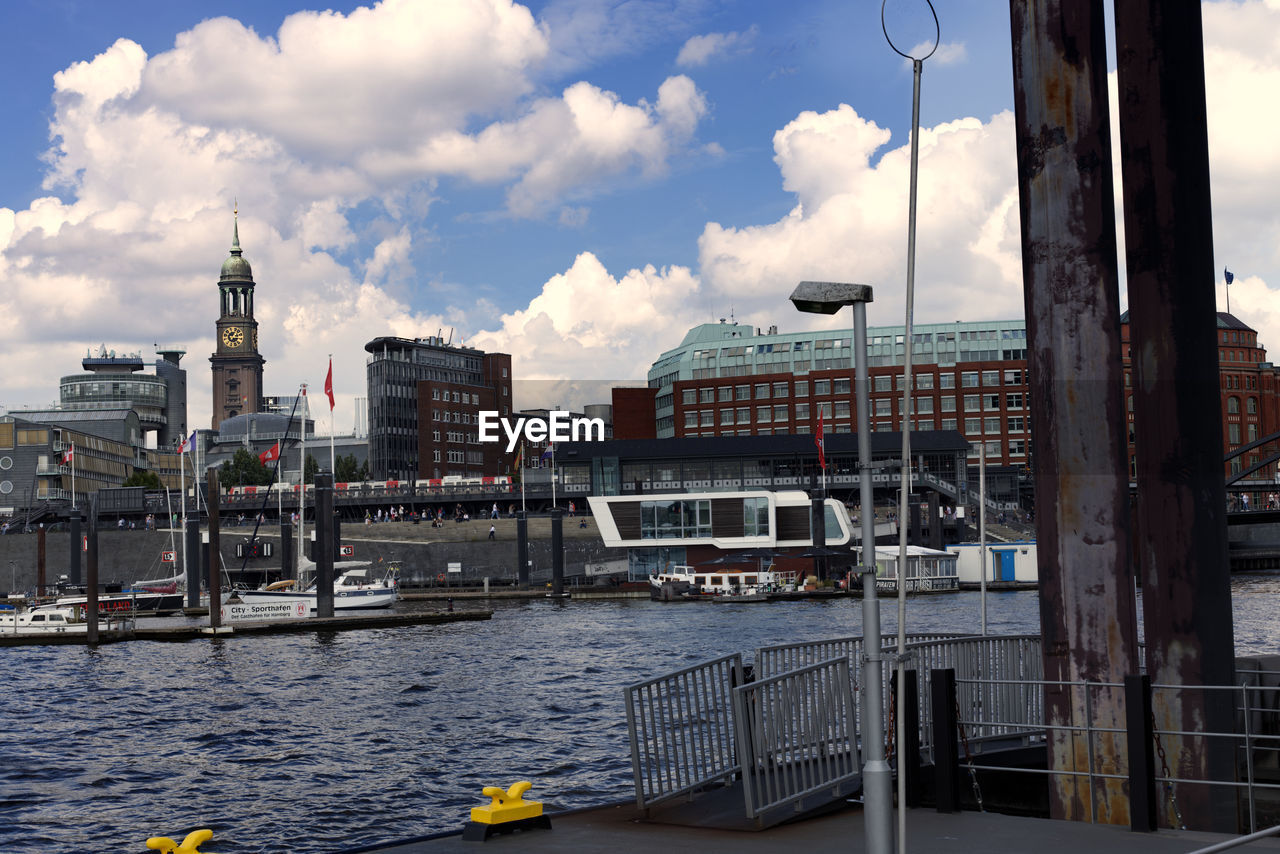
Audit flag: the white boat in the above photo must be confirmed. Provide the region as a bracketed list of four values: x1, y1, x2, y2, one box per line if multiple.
[232, 563, 399, 612]
[0, 607, 88, 635]
[649, 566, 792, 599]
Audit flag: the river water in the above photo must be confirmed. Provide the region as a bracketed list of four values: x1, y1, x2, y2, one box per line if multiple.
[4, 575, 1280, 853]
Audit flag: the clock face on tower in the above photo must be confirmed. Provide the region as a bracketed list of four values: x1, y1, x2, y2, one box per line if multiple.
[222, 327, 244, 349]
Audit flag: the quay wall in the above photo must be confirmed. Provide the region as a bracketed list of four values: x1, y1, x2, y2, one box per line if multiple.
[0, 520, 626, 594]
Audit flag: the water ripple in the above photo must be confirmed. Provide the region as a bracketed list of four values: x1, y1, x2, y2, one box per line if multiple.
[2, 584, 1275, 852]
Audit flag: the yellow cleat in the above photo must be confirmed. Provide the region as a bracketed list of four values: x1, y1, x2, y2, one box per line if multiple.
[145, 828, 216, 853]
[463, 781, 553, 841]
[470, 780, 543, 825]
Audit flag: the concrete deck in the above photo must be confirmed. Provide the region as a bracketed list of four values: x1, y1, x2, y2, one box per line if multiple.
[355, 804, 1280, 854]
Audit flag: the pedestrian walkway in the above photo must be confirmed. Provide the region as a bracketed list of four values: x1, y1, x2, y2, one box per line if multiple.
[356, 803, 1280, 853]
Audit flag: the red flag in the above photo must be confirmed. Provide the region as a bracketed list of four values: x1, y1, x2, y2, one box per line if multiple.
[259, 442, 280, 465]
[324, 358, 335, 411]
[63, 443, 75, 465]
[815, 408, 826, 471]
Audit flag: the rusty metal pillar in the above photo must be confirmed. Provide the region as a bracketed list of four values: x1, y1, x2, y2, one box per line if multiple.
[207, 470, 221, 629]
[1113, 0, 1236, 831]
[86, 495, 100, 645]
[315, 473, 334, 618]
[36, 525, 46, 599]
[1009, 0, 1141, 824]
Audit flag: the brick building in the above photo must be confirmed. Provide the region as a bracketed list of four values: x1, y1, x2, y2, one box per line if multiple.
[1122, 312, 1280, 482]
[364, 335, 512, 480]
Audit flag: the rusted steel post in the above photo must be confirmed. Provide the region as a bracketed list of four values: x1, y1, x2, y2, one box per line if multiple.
[1009, 0, 1141, 824]
[36, 525, 46, 598]
[1113, 1, 1237, 831]
[207, 470, 221, 629]
[85, 495, 99, 645]
[315, 473, 335, 618]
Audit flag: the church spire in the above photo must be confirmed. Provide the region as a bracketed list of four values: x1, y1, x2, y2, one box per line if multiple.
[232, 198, 241, 253]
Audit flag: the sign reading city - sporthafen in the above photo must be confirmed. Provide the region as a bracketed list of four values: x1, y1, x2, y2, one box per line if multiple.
[477, 411, 606, 452]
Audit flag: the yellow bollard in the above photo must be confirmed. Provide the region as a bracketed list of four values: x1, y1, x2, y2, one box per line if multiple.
[463, 781, 552, 841]
[145, 828, 217, 853]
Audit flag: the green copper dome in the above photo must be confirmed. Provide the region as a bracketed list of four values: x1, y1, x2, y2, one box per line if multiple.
[219, 213, 254, 282]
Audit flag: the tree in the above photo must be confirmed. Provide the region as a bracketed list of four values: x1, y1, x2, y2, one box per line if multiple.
[219, 448, 274, 487]
[304, 453, 320, 481]
[335, 453, 365, 482]
[122, 470, 162, 489]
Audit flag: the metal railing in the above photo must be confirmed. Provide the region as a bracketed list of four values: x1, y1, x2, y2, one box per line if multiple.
[905, 634, 1043, 753]
[732, 656, 861, 821]
[624, 652, 744, 809]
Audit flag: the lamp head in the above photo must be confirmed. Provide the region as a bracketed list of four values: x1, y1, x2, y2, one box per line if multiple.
[789, 281, 874, 314]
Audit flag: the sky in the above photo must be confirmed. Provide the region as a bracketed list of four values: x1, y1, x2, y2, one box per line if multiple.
[1, 0, 1277, 439]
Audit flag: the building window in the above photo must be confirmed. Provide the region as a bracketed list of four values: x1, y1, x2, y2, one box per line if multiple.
[1229, 423, 1241, 444]
[876, 399, 891, 417]
[755, 383, 770, 399]
[833, 378, 850, 395]
[984, 394, 1001, 410]
[1006, 393, 1024, 410]
[773, 382, 788, 397]
[737, 408, 751, 424]
[941, 418, 958, 431]
[700, 410, 714, 427]
[1248, 423, 1258, 442]
[964, 395, 980, 412]
[1248, 397, 1258, 414]
[961, 372, 979, 387]
[700, 387, 715, 403]
[965, 418, 981, 434]
[916, 398, 934, 414]
[874, 376, 891, 392]
[735, 385, 750, 400]
[720, 409, 734, 425]
[1228, 396, 1240, 414]
[773, 404, 788, 421]
[795, 381, 809, 397]
[940, 374, 956, 389]
[718, 386, 732, 402]
[982, 370, 1000, 386]
[917, 374, 934, 390]
[941, 396, 956, 413]
[834, 401, 850, 419]
[685, 412, 697, 428]
[795, 402, 810, 421]
[757, 406, 771, 423]
[682, 389, 697, 405]
[1008, 416, 1025, 432]
[984, 417, 1001, 433]
[1004, 369, 1024, 385]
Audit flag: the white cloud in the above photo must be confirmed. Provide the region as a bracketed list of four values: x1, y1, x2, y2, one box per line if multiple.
[676, 26, 757, 67]
[697, 105, 1024, 330]
[906, 40, 966, 65]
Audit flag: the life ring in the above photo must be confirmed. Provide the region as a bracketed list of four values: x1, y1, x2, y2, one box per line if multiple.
[437, 573, 446, 583]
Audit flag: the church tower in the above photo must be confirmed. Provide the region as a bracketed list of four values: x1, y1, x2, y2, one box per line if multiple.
[209, 209, 265, 429]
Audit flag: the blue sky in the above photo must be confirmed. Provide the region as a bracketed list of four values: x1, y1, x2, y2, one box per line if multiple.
[1, 0, 1275, 434]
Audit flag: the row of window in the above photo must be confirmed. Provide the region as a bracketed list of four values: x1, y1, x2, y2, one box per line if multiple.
[681, 393, 1030, 428]
[679, 369, 1028, 406]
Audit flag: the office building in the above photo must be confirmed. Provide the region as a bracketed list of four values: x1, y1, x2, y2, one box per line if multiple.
[364, 335, 512, 480]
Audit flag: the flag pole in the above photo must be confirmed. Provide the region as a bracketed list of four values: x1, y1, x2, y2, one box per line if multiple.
[520, 441, 526, 515]
[70, 441, 75, 509]
[550, 443, 556, 511]
[328, 354, 336, 477]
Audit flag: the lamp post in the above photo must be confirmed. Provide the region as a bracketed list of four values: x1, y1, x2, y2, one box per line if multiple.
[791, 280, 891, 854]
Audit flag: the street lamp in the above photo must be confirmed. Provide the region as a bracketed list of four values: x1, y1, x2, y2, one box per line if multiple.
[790, 280, 892, 854]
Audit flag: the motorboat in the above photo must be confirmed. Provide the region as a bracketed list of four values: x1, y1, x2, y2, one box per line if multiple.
[232, 563, 399, 612]
[0, 607, 88, 635]
[648, 566, 792, 600]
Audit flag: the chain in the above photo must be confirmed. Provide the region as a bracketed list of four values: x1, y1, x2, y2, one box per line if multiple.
[886, 684, 896, 763]
[1150, 708, 1185, 830]
[956, 697, 985, 812]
